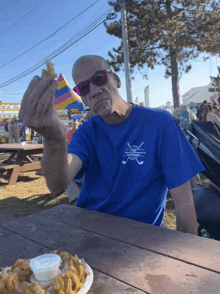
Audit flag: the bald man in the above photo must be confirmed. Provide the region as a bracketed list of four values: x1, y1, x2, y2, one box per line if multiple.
[19, 55, 205, 234]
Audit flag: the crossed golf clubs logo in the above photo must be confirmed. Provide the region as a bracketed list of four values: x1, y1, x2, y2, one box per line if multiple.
[122, 142, 145, 165]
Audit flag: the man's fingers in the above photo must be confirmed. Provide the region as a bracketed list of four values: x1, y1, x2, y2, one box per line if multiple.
[27, 76, 53, 105]
[35, 80, 58, 120]
[19, 76, 40, 119]
[20, 76, 54, 125]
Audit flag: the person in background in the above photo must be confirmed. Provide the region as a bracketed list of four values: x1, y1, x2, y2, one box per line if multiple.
[30, 129, 35, 141]
[213, 105, 220, 117]
[199, 100, 208, 121]
[179, 105, 196, 121]
[67, 121, 79, 145]
[214, 106, 220, 119]
[8, 117, 20, 143]
[196, 106, 200, 120]
[203, 104, 220, 128]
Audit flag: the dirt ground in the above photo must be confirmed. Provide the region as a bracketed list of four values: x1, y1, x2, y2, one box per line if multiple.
[0, 159, 211, 230]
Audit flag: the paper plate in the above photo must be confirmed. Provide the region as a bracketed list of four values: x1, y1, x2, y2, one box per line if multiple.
[0, 260, 93, 294]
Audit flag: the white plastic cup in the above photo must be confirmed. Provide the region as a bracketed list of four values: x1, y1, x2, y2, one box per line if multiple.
[29, 254, 62, 282]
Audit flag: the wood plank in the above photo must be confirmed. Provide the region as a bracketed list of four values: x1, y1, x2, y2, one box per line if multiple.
[0, 227, 49, 268]
[19, 162, 41, 172]
[31, 205, 220, 273]
[0, 143, 43, 151]
[0, 163, 17, 170]
[8, 165, 19, 185]
[2, 215, 220, 294]
[91, 270, 147, 294]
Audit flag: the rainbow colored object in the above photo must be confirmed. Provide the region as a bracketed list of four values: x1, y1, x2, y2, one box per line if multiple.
[55, 74, 85, 110]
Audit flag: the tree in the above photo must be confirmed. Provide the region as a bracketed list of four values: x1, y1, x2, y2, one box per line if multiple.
[104, 0, 220, 108]
[209, 67, 220, 93]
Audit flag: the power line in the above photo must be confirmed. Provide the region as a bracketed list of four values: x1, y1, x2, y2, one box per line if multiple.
[0, 0, 45, 37]
[0, 9, 116, 89]
[0, 0, 100, 69]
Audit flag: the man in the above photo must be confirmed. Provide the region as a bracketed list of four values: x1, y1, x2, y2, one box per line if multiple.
[19, 55, 205, 235]
[8, 117, 20, 143]
[198, 100, 208, 121]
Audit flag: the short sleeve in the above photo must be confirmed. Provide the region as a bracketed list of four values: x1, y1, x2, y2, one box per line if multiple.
[67, 125, 91, 174]
[160, 113, 205, 190]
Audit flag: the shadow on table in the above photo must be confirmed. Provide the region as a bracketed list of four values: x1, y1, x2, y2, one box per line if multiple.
[0, 193, 76, 218]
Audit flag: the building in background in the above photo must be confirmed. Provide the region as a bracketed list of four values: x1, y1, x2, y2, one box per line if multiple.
[182, 82, 219, 106]
[144, 86, 150, 107]
[0, 103, 20, 120]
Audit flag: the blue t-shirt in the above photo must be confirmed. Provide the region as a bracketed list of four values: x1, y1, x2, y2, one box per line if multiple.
[68, 104, 205, 226]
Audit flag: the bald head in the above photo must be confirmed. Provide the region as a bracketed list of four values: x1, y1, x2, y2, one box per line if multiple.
[72, 55, 110, 80]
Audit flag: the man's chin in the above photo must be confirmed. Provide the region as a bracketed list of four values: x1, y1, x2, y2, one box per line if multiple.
[96, 106, 112, 116]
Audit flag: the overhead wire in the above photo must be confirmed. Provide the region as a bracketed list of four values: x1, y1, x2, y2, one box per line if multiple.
[0, 0, 45, 37]
[0, 8, 115, 88]
[0, 0, 100, 69]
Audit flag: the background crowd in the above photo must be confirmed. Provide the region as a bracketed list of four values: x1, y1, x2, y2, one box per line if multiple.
[172, 100, 220, 128]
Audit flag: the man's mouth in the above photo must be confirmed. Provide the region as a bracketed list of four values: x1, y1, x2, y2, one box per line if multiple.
[96, 98, 108, 107]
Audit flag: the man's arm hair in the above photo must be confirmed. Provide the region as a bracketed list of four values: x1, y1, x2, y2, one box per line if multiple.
[41, 139, 83, 195]
[169, 180, 198, 235]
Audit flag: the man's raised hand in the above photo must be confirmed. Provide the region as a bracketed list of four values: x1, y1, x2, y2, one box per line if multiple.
[19, 75, 67, 143]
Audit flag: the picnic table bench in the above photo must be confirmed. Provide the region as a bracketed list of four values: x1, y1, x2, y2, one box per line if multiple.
[0, 143, 43, 185]
[0, 163, 20, 185]
[30, 153, 43, 160]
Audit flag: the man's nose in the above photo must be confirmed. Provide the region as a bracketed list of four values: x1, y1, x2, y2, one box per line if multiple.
[90, 83, 102, 98]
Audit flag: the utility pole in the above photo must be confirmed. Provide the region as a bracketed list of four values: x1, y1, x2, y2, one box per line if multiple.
[115, 0, 133, 103]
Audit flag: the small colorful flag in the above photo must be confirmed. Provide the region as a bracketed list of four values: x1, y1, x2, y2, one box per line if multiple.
[55, 74, 85, 110]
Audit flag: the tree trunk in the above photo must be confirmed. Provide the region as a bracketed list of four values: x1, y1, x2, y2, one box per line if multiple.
[166, 0, 181, 109]
[170, 48, 181, 109]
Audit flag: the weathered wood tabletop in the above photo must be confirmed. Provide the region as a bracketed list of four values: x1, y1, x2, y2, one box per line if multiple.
[0, 143, 43, 184]
[1, 204, 220, 294]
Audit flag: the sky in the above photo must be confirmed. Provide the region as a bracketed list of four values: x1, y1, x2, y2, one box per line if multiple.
[0, 0, 220, 108]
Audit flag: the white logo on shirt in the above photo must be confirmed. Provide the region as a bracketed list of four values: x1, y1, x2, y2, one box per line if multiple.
[122, 142, 146, 165]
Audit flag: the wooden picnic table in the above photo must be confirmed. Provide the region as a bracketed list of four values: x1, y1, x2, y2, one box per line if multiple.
[1, 204, 220, 293]
[0, 143, 43, 184]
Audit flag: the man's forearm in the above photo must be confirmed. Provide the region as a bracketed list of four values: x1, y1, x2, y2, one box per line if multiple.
[176, 206, 198, 235]
[41, 138, 70, 195]
[170, 181, 198, 235]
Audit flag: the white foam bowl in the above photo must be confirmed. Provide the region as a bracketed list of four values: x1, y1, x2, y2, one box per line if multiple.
[29, 254, 62, 282]
[0, 259, 94, 294]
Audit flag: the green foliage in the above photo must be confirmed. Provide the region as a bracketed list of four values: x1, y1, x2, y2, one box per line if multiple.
[105, 0, 220, 106]
[106, 0, 220, 77]
[209, 67, 220, 93]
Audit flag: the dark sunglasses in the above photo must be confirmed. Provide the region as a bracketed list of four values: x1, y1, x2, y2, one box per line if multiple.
[73, 69, 112, 96]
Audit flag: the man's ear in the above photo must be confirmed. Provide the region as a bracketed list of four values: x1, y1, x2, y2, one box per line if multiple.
[113, 73, 121, 88]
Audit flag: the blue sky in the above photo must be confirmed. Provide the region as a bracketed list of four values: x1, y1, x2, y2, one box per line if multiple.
[0, 0, 220, 107]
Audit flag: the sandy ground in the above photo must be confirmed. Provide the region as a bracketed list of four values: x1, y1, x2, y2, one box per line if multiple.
[0, 153, 211, 230]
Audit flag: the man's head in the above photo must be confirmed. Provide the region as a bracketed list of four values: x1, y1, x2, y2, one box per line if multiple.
[72, 55, 121, 117]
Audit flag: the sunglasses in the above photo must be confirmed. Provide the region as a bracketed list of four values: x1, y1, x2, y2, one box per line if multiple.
[73, 69, 112, 96]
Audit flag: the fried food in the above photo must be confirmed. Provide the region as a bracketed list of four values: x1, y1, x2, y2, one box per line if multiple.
[0, 251, 88, 294]
[41, 60, 57, 80]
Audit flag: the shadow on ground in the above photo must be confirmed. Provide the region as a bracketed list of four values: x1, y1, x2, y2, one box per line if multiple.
[0, 173, 40, 186]
[0, 193, 76, 218]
